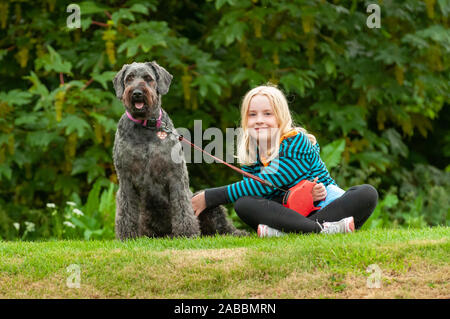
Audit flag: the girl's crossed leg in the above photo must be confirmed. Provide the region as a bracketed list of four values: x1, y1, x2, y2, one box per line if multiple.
[234, 184, 378, 234]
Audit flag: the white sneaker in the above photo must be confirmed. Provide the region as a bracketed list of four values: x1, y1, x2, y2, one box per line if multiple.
[257, 224, 287, 238]
[319, 216, 355, 234]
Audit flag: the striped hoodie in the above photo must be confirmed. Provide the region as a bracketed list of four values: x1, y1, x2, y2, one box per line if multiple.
[204, 129, 337, 208]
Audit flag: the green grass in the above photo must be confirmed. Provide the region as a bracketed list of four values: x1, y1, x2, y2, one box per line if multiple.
[0, 227, 448, 298]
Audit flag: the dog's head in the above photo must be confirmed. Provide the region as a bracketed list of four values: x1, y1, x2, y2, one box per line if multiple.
[113, 61, 173, 119]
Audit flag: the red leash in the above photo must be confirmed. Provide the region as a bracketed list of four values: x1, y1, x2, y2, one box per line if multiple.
[132, 113, 320, 217]
[177, 135, 288, 192]
[177, 135, 320, 217]
[126, 111, 279, 188]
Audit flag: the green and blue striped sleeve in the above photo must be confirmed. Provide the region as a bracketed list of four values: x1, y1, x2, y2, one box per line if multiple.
[225, 156, 312, 202]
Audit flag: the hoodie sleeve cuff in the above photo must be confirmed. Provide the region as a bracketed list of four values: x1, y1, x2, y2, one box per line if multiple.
[204, 186, 230, 208]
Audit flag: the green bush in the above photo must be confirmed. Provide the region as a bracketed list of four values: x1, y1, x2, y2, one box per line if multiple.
[0, 0, 448, 239]
[2, 179, 117, 241]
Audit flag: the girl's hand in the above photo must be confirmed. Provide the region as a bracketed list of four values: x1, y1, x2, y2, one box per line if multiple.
[191, 191, 207, 216]
[312, 177, 327, 202]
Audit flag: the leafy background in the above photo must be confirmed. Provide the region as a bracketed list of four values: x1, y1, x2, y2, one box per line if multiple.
[0, 0, 448, 240]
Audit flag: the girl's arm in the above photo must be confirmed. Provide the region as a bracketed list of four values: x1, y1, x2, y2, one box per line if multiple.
[200, 131, 329, 210]
[202, 173, 327, 211]
[202, 156, 312, 209]
[203, 185, 229, 209]
[225, 157, 311, 202]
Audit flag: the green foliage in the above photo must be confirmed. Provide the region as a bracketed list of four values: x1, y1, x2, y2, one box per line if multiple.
[321, 139, 346, 170]
[0, 0, 449, 240]
[2, 180, 117, 241]
[360, 163, 450, 230]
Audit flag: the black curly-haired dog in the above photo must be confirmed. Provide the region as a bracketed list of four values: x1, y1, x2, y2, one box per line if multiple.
[112, 61, 247, 240]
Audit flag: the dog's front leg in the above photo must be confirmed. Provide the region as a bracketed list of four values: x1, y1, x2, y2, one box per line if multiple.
[115, 183, 141, 240]
[168, 180, 200, 238]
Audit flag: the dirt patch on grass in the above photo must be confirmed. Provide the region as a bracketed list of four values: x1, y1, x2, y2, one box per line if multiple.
[143, 248, 249, 298]
[406, 238, 449, 246]
[339, 261, 450, 299]
[156, 247, 248, 269]
[160, 247, 248, 260]
[241, 260, 450, 299]
[0, 275, 105, 299]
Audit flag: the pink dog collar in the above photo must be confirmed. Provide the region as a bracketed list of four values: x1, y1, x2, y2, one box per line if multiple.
[126, 108, 162, 128]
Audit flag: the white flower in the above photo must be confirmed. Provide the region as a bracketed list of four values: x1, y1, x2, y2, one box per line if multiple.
[72, 208, 84, 216]
[63, 221, 76, 228]
[46, 203, 56, 208]
[13, 223, 20, 231]
[24, 221, 35, 232]
[66, 201, 77, 207]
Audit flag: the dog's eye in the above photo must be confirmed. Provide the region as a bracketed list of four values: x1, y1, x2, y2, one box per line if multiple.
[145, 76, 153, 82]
[126, 75, 134, 82]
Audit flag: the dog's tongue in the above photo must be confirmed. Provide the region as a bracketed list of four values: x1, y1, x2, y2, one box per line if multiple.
[135, 102, 144, 109]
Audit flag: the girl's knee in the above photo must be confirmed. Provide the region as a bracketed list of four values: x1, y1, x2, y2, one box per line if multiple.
[360, 184, 378, 208]
[234, 196, 261, 218]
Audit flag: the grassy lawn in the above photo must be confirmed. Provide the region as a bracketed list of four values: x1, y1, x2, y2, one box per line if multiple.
[0, 227, 448, 299]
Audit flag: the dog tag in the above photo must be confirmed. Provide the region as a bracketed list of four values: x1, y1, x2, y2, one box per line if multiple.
[157, 131, 167, 140]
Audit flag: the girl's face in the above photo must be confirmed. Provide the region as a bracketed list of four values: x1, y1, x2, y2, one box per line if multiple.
[247, 94, 279, 147]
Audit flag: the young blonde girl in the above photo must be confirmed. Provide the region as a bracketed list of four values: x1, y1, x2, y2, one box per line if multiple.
[192, 85, 378, 236]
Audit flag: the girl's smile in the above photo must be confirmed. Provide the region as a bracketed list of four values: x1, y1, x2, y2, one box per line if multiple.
[247, 94, 279, 145]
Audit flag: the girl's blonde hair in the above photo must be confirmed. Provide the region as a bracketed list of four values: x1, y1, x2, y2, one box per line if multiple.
[236, 84, 308, 165]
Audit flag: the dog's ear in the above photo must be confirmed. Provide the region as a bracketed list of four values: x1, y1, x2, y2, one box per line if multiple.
[146, 61, 173, 95]
[113, 64, 130, 99]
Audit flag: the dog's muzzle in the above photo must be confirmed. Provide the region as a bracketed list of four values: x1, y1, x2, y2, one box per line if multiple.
[132, 89, 145, 109]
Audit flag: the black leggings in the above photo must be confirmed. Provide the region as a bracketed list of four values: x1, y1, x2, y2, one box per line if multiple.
[234, 184, 378, 233]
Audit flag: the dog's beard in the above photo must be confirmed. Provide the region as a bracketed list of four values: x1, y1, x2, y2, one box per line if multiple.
[123, 86, 158, 119]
